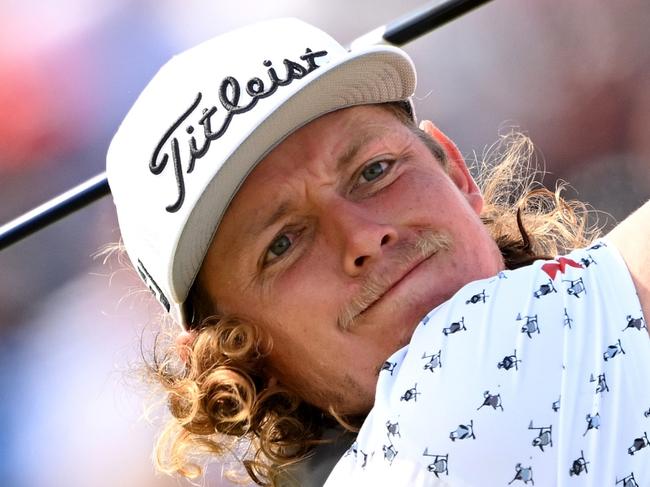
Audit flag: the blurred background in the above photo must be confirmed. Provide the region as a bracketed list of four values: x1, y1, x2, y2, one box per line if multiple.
[0, 0, 648, 485]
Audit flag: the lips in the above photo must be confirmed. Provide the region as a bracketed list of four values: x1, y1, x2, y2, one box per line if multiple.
[337, 230, 452, 331]
[337, 258, 429, 331]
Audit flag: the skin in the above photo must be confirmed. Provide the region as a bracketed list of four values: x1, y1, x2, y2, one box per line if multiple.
[197, 105, 507, 415]
[606, 202, 650, 325]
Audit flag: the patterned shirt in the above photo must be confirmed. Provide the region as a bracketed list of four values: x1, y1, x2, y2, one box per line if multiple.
[325, 241, 649, 486]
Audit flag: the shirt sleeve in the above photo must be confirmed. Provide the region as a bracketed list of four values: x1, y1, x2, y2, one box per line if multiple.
[325, 241, 650, 487]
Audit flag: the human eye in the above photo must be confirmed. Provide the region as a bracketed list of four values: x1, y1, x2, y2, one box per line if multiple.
[263, 233, 292, 265]
[354, 158, 393, 187]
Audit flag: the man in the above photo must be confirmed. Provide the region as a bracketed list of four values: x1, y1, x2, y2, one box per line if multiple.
[107, 19, 649, 486]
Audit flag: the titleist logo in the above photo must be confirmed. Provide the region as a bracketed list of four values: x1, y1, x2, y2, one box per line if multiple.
[150, 47, 328, 213]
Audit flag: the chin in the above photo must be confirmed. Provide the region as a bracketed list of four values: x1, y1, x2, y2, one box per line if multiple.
[401, 286, 451, 329]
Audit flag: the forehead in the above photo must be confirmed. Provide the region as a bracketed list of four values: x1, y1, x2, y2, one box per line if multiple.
[236, 104, 406, 198]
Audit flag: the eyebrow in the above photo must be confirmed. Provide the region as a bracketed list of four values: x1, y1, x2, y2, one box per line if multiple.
[249, 128, 392, 237]
[335, 130, 382, 173]
[258, 200, 292, 234]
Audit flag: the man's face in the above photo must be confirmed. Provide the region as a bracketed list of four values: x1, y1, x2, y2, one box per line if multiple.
[199, 105, 504, 414]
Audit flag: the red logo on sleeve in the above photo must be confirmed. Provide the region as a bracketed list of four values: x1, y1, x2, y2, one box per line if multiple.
[541, 257, 583, 280]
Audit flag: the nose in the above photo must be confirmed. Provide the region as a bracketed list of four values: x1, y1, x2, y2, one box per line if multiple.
[322, 198, 398, 276]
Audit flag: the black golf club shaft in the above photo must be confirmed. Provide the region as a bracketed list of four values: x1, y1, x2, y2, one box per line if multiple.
[0, 0, 494, 251]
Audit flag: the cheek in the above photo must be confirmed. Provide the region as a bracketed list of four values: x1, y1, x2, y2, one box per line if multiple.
[389, 170, 500, 272]
[275, 258, 341, 320]
[385, 170, 468, 225]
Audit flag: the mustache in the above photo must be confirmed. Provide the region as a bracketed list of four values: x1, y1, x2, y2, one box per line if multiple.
[337, 230, 452, 331]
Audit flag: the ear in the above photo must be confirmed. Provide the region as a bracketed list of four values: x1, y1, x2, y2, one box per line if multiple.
[419, 120, 483, 214]
[175, 330, 198, 363]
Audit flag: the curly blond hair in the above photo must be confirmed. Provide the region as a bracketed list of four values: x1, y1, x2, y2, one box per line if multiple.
[117, 105, 601, 486]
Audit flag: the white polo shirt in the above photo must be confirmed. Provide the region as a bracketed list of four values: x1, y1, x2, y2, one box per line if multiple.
[325, 241, 649, 486]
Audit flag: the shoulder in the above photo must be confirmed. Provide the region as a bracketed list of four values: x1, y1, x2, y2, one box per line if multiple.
[605, 200, 650, 327]
[411, 240, 634, 343]
[326, 241, 648, 486]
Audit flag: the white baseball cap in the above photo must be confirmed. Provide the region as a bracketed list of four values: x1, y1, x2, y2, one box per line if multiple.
[106, 18, 417, 328]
